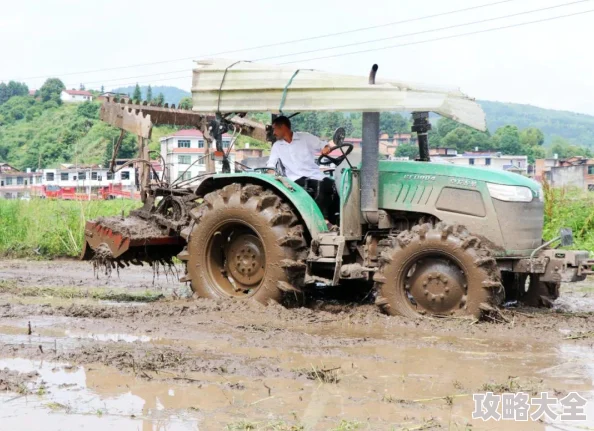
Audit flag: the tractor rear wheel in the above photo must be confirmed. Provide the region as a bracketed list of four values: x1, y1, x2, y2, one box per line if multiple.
[178, 183, 307, 304]
[374, 222, 504, 318]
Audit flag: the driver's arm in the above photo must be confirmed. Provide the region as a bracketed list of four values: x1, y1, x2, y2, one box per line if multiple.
[265, 144, 279, 174]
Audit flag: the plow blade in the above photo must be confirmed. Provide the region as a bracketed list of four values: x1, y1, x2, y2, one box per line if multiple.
[81, 218, 185, 263]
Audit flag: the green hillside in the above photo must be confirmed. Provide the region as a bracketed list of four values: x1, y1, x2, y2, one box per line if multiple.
[479, 100, 594, 147]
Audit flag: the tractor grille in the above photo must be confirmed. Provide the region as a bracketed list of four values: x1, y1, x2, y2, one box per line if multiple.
[492, 198, 544, 252]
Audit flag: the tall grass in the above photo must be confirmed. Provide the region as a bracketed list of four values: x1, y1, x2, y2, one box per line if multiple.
[542, 180, 594, 251]
[1, 186, 594, 258]
[0, 199, 140, 258]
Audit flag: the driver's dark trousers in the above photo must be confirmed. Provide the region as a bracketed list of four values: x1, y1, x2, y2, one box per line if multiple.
[295, 176, 334, 220]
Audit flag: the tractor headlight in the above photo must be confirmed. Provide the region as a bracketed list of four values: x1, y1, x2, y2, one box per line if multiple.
[487, 183, 534, 202]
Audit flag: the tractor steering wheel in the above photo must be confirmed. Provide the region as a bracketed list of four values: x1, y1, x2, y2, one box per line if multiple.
[317, 127, 353, 166]
[317, 143, 354, 166]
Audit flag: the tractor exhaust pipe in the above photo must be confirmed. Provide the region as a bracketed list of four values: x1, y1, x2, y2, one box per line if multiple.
[413, 112, 431, 162]
[361, 64, 380, 225]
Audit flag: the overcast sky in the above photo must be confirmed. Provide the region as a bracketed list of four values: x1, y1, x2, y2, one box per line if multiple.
[2, 0, 593, 115]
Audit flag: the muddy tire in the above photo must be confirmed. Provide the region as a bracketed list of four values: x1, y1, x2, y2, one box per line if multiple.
[374, 222, 504, 318]
[178, 183, 307, 304]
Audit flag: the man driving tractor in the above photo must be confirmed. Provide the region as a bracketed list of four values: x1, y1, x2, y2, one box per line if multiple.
[267, 116, 335, 225]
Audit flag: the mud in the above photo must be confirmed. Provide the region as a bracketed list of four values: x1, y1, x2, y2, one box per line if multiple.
[1, 259, 594, 430]
[94, 215, 166, 240]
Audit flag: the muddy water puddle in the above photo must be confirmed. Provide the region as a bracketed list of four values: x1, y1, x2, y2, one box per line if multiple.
[1, 317, 594, 429]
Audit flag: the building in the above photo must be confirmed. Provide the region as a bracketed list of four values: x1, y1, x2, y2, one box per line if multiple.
[60, 89, 93, 103]
[432, 152, 528, 175]
[429, 148, 458, 157]
[537, 157, 594, 191]
[160, 129, 235, 183]
[235, 144, 265, 164]
[0, 167, 42, 199]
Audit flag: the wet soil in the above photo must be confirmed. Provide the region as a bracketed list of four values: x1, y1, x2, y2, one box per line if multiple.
[1, 259, 594, 430]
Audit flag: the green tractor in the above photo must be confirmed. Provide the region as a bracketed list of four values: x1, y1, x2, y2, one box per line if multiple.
[83, 60, 593, 318]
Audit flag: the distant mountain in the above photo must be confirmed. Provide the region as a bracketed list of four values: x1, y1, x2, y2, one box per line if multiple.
[110, 85, 190, 106]
[479, 100, 594, 147]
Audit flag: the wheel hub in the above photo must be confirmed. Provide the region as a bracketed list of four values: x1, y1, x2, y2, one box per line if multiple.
[407, 259, 466, 314]
[226, 234, 265, 286]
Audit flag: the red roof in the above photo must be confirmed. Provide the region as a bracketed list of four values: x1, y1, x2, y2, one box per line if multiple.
[172, 129, 203, 137]
[63, 89, 92, 96]
[28, 90, 36, 96]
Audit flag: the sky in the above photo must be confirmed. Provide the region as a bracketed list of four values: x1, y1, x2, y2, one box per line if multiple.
[1, 0, 593, 115]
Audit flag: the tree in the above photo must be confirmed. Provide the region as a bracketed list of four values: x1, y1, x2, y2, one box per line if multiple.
[395, 143, 419, 159]
[436, 118, 459, 138]
[100, 85, 105, 93]
[492, 125, 522, 155]
[146, 85, 153, 103]
[549, 136, 593, 159]
[520, 127, 544, 148]
[132, 83, 142, 102]
[79, 83, 85, 91]
[380, 112, 409, 135]
[40, 78, 65, 104]
[0, 81, 29, 105]
[179, 96, 192, 110]
[154, 92, 165, 106]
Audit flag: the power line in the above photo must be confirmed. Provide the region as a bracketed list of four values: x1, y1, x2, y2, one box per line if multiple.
[80, 7, 594, 90]
[14, 0, 517, 81]
[256, 0, 591, 62]
[67, 0, 586, 89]
[279, 7, 594, 65]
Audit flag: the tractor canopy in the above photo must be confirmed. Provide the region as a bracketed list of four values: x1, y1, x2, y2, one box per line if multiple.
[191, 59, 487, 131]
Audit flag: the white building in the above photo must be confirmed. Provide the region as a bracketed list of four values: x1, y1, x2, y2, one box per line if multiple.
[60, 89, 93, 103]
[41, 165, 136, 188]
[433, 152, 528, 175]
[160, 129, 235, 183]
[0, 165, 42, 199]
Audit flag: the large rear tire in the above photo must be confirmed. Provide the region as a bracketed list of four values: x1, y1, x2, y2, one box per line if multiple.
[374, 222, 504, 318]
[178, 183, 307, 304]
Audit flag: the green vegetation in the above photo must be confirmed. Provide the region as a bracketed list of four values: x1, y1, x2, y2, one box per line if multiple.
[542, 183, 594, 251]
[0, 79, 177, 169]
[480, 100, 594, 147]
[0, 199, 140, 258]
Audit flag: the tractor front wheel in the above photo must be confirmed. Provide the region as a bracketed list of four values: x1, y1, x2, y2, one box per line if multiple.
[178, 183, 307, 304]
[374, 222, 504, 318]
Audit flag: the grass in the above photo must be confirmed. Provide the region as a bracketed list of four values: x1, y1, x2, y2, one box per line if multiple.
[542, 182, 594, 251]
[0, 199, 140, 258]
[0, 280, 164, 302]
[294, 365, 341, 384]
[481, 376, 542, 396]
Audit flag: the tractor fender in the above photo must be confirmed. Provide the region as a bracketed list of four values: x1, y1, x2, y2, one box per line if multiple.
[192, 173, 328, 239]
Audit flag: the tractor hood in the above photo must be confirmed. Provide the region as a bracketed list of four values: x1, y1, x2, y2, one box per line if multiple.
[191, 59, 487, 131]
[379, 160, 540, 192]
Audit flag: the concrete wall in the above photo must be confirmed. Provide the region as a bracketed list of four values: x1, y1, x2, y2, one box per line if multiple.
[550, 165, 585, 189]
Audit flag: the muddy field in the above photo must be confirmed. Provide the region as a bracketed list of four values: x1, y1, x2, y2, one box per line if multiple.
[1, 259, 594, 430]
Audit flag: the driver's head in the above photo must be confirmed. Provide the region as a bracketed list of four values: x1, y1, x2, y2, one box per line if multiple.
[272, 116, 292, 141]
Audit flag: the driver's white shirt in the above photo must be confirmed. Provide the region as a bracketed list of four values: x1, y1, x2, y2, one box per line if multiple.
[267, 132, 326, 181]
